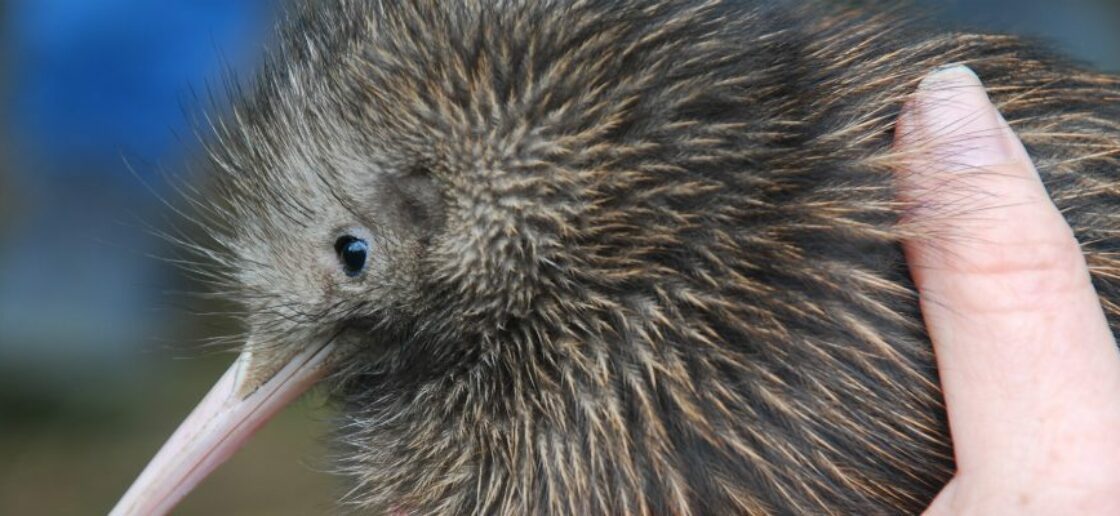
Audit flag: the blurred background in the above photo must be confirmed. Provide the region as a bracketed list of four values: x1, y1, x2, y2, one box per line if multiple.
[0, 1, 1117, 514]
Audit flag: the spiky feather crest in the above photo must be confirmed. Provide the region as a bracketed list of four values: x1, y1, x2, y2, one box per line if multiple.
[182, 0, 1120, 513]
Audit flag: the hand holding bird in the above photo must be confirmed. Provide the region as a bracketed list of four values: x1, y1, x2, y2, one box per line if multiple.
[896, 66, 1120, 514]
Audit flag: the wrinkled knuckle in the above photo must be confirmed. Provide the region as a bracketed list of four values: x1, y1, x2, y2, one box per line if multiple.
[957, 233, 1093, 314]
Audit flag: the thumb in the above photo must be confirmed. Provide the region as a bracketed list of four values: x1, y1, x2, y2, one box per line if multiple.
[895, 65, 1120, 507]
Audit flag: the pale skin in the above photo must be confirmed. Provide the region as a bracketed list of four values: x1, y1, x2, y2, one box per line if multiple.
[893, 66, 1120, 514]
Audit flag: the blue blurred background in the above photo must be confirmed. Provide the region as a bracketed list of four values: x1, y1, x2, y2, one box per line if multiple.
[1, 0, 265, 382]
[0, 1, 1117, 514]
[0, 2, 340, 514]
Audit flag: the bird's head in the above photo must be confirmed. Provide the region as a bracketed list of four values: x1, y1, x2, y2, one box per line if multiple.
[114, 1, 818, 513]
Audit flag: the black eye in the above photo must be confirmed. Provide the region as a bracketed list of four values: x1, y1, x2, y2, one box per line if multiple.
[334, 235, 369, 277]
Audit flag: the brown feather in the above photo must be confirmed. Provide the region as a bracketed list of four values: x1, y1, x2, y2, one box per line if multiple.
[191, 1, 1120, 513]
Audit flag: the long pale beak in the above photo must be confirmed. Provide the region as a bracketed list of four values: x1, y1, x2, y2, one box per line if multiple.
[111, 341, 336, 516]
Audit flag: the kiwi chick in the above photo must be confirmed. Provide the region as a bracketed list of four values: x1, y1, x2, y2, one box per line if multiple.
[170, 0, 1120, 513]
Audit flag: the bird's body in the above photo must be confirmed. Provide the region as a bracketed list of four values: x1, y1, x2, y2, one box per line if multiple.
[122, 1, 1120, 514]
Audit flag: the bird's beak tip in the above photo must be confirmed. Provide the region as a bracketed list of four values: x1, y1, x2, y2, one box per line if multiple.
[110, 341, 336, 516]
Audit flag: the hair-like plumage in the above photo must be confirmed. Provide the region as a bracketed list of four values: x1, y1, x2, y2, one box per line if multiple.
[185, 1, 1120, 513]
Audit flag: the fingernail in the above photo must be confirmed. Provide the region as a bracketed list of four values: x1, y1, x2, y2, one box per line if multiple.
[914, 65, 1018, 170]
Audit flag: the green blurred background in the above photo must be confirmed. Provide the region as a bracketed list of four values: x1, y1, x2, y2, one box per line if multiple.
[0, 1, 1118, 514]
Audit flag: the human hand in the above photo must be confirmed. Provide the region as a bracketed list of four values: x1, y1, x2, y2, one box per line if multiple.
[894, 65, 1120, 514]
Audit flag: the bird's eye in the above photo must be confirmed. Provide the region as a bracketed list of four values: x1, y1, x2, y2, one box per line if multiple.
[334, 235, 369, 277]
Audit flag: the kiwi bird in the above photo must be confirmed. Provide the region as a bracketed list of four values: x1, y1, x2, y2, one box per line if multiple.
[112, 0, 1120, 514]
